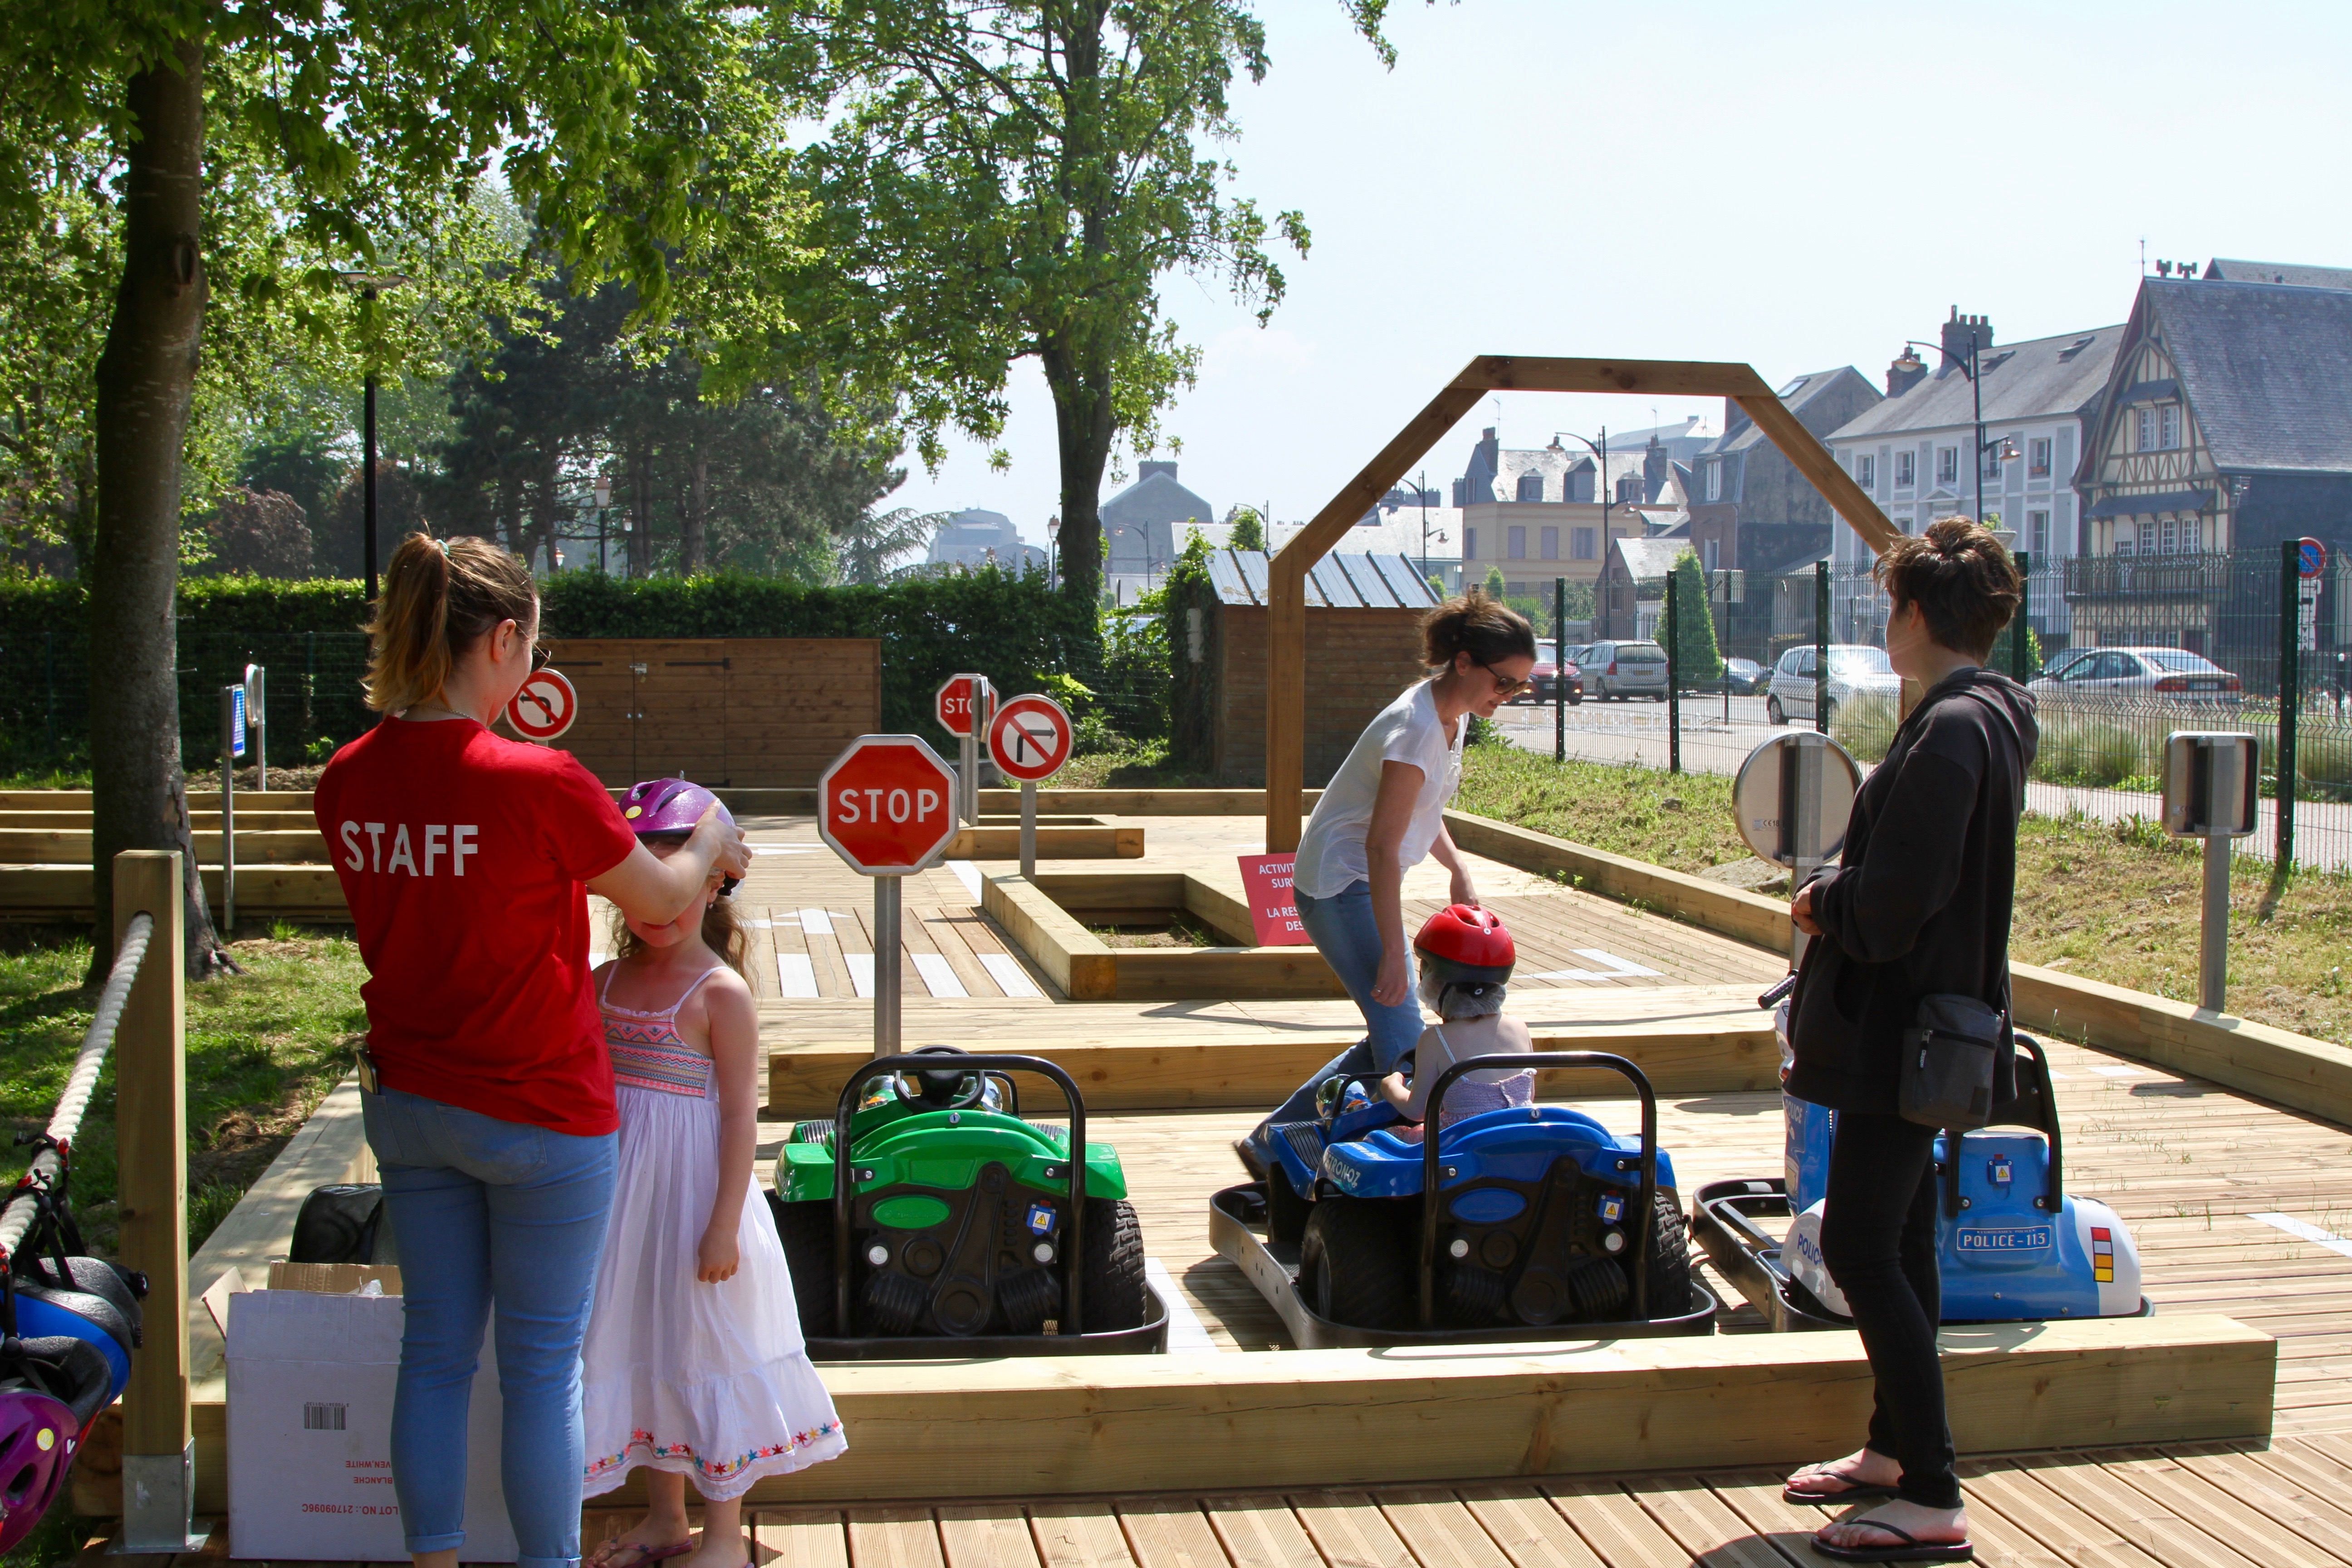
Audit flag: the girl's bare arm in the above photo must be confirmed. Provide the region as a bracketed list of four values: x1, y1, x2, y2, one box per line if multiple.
[698, 970, 761, 1283]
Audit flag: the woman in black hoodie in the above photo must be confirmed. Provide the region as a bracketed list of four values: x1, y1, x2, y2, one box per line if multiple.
[1781, 518, 2036, 1565]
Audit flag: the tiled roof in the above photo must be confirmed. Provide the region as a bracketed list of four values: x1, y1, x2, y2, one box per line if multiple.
[1827, 324, 2124, 440]
[1612, 536, 1691, 583]
[1706, 368, 1872, 454]
[2144, 278, 2352, 472]
[2203, 258, 2352, 290]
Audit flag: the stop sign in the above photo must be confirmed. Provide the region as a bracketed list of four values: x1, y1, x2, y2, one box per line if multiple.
[819, 735, 960, 874]
[935, 674, 994, 738]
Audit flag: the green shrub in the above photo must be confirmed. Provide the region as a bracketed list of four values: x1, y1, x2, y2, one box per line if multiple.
[1829, 689, 1900, 763]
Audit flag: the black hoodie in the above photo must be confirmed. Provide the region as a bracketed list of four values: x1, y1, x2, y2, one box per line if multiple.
[1786, 667, 2038, 1115]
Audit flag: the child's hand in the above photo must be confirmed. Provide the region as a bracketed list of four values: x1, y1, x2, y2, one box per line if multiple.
[696, 1226, 740, 1283]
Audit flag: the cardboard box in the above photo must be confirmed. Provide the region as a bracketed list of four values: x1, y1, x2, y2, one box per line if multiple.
[215, 1263, 520, 1563]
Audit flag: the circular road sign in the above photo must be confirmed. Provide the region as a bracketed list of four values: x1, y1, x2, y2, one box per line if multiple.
[935, 673, 994, 738]
[1734, 731, 1862, 868]
[989, 694, 1073, 783]
[506, 668, 578, 741]
[819, 734, 959, 874]
[2299, 537, 2328, 579]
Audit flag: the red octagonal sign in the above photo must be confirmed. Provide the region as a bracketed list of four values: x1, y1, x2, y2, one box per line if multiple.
[819, 735, 960, 875]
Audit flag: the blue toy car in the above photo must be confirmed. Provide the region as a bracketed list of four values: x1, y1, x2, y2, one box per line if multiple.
[1213, 1052, 1713, 1343]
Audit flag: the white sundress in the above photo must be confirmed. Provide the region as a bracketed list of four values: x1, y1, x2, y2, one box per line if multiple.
[581, 965, 847, 1500]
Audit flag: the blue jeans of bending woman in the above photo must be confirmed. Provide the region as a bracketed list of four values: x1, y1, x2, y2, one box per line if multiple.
[1256, 880, 1426, 1138]
[363, 1086, 618, 1568]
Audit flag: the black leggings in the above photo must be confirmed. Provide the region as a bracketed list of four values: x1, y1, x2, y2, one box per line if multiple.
[1819, 1109, 1960, 1509]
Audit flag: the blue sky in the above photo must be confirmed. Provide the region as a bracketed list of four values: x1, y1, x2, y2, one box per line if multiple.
[889, 0, 2352, 544]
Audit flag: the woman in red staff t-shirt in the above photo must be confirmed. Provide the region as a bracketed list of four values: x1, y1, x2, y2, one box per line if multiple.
[315, 534, 750, 1568]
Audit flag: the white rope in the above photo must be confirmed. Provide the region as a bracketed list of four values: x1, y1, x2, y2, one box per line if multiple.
[0, 912, 155, 1264]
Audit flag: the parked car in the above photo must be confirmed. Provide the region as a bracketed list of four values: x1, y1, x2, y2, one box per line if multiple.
[1517, 641, 1584, 705]
[1721, 657, 1769, 696]
[2029, 646, 2243, 705]
[1766, 643, 1901, 726]
[1585, 639, 1669, 702]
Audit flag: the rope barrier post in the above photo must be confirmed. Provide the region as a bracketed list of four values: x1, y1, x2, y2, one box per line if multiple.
[113, 850, 200, 1552]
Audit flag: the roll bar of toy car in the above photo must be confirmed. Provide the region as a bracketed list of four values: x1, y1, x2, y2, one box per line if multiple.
[832, 1054, 1090, 1339]
[1416, 1051, 1659, 1330]
[1940, 1033, 2064, 1220]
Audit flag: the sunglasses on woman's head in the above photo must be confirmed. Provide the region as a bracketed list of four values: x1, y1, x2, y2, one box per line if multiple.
[531, 640, 557, 672]
[1478, 661, 1531, 698]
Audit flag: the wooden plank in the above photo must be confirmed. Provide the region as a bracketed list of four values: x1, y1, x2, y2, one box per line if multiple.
[1537, 1479, 1695, 1568]
[2197, 1441, 2352, 1559]
[2098, 1449, 2347, 1568]
[981, 874, 1116, 1000]
[1115, 1499, 1228, 1568]
[1453, 1484, 1609, 1568]
[755, 1511, 853, 1568]
[115, 852, 191, 1464]
[1202, 1496, 1326, 1568]
[1289, 1491, 1418, 1568]
[1613, 1476, 1791, 1568]
[1374, 1490, 1518, 1568]
[2007, 1451, 2266, 1568]
[848, 1508, 947, 1568]
[1029, 1502, 1140, 1568]
[937, 1506, 1044, 1568]
[1959, 1458, 2166, 1568]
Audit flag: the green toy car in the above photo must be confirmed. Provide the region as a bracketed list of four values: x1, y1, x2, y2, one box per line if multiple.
[768, 1049, 1166, 1358]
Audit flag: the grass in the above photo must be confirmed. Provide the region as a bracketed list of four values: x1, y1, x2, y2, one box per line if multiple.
[1056, 735, 1218, 789]
[0, 925, 368, 1258]
[1455, 745, 2352, 1046]
[1088, 914, 1223, 949]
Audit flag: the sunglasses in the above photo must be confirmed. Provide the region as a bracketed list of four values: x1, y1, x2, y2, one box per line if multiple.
[1478, 661, 1532, 698]
[530, 638, 558, 672]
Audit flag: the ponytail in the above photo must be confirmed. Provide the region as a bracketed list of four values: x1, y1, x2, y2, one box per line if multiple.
[363, 530, 539, 713]
[1419, 586, 1536, 671]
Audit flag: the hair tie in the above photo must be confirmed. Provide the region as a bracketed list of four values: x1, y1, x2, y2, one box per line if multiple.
[434, 538, 450, 556]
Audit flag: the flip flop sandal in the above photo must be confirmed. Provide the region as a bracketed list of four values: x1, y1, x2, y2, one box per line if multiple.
[1811, 1519, 1974, 1563]
[587, 1539, 695, 1568]
[1782, 1473, 1901, 1505]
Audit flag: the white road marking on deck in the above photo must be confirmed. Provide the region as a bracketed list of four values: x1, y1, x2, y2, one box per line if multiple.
[1145, 1257, 1219, 1352]
[980, 953, 1042, 998]
[843, 953, 874, 997]
[797, 908, 835, 936]
[912, 953, 967, 998]
[1527, 949, 1664, 981]
[2252, 1212, 2352, 1261]
[774, 954, 819, 999]
[2087, 1064, 2144, 1078]
[948, 859, 983, 900]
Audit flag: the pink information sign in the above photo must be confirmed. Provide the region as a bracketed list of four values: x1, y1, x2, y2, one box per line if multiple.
[1237, 853, 1311, 946]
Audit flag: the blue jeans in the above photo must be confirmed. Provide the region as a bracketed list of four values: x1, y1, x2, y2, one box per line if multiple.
[1258, 880, 1424, 1134]
[363, 1087, 617, 1568]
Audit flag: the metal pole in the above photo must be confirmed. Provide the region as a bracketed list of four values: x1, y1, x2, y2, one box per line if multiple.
[1814, 560, 1830, 735]
[2011, 552, 2031, 679]
[363, 371, 379, 603]
[1720, 574, 1732, 724]
[1020, 780, 1038, 879]
[2278, 538, 2301, 875]
[2200, 828, 2230, 1013]
[1553, 576, 1566, 763]
[1971, 338, 1984, 532]
[219, 688, 236, 935]
[873, 875, 902, 1058]
[960, 731, 977, 827]
[252, 666, 267, 789]
[1665, 566, 1681, 774]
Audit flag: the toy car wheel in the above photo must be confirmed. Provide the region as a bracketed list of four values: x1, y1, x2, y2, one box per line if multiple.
[1639, 1189, 1692, 1318]
[1299, 1195, 1411, 1330]
[769, 1193, 838, 1340]
[1265, 1170, 1313, 1249]
[1079, 1198, 1154, 1331]
[1766, 695, 1786, 726]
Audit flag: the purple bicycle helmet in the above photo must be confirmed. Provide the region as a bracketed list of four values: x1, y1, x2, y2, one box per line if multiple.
[0, 1337, 111, 1554]
[619, 777, 740, 895]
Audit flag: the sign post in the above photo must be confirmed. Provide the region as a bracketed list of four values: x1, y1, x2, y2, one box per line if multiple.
[244, 663, 267, 789]
[2299, 537, 2328, 654]
[935, 674, 994, 826]
[1733, 731, 1862, 966]
[988, 695, 1074, 878]
[2165, 731, 2260, 1012]
[506, 667, 579, 743]
[220, 685, 247, 932]
[818, 735, 960, 1057]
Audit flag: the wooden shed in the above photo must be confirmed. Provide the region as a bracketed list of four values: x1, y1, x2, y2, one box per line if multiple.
[547, 637, 880, 787]
[1171, 549, 1441, 786]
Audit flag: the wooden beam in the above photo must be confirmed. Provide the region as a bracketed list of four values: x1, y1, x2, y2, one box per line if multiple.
[1731, 391, 1902, 554]
[1458, 356, 1779, 399]
[113, 853, 191, 1465]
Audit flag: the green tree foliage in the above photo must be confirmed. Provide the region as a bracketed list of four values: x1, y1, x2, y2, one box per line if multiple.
[1482, 565, 1507, 600]
[1226, 506, 1265, 552]
[1667, 549, 1725, 685]
[801, 0, 1398, 604]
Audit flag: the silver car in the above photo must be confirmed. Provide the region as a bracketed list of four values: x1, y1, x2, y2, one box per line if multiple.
[2030, 646, 2243, 705]
[1585, 639, 1669, 701]
[1767, 643, 1901, 726]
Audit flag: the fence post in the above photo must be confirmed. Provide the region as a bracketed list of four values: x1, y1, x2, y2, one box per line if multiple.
[2011, 550, 2032, 678]
[1814, 560, 1830, 735]
[113, 850, 196, 1552]
[44, 629, 56, 758]
[2275, 537, 2301, 883]
[1553, 577, 1566, 764]
[1665, 567, 1681, 774]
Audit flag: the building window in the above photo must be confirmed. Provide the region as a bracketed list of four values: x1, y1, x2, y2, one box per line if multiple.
[1936, 446, 1958, 485]
[1704, 538, 1720, 572]
[2116, 525, 2134, 557]
[1705, 462, 1722, 501]
[1508, 525, 1527, 560]
[2029, 509, 2050, 558]
[1572, 527, 1596, 560]
[2161, 404, 2181, 449]
[1540, 526, 1559, 561]
[1896, 450, 1916, 487]
[1981, 441, 2003, 480]
[1516, 472, 1544, 502]
[1463, 527, 1477, 561]
[2136, 405, 2184, 452]
[2161, 516, 2178, 554]
[2028, 437, 2052, 478]
[1856, 453, 1876, 489]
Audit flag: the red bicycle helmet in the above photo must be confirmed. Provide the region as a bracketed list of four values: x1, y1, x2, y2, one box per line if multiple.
[1413, 904, 1515, 998]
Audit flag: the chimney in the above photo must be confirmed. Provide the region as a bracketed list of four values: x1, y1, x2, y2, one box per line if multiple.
[1642, 435, 1668, 501]
[1939, 306, 1993, 371]
[1886, 345, 1927, 398]
[1138, 460, 1177, 481]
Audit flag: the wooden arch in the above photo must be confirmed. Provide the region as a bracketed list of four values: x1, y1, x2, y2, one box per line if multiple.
[1264, 355, 1904, 850]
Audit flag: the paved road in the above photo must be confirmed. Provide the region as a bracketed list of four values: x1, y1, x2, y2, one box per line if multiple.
[1488, 696, 2352, 873]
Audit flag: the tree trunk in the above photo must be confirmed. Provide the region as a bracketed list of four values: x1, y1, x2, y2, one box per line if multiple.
[1042, 343, 1114, 607]
[684, 451, 708, 575]
[89, 39, 230, 980]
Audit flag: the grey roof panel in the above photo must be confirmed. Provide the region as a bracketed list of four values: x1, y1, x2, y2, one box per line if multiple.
[2146, 278, 2352, 471]
[1827, 324, 2124, 440]
[2204, 258, 2352, 290]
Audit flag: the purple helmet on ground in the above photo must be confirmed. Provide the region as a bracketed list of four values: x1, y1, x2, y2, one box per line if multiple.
[0, 1335, 113, 1554]
[619, 777, 740, 896]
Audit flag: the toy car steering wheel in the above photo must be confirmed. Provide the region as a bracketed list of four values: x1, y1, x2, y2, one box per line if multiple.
[890, 1045, 992, 1111]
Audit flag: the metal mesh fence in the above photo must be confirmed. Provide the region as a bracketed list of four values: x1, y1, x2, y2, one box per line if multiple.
[1497, 550, 2352, 873]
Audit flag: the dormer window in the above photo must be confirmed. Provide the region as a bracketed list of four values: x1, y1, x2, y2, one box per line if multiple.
[1705, 462, 1722, 501]
[2135, 405, 2182, 452]
[1516, 472, 1544, 502]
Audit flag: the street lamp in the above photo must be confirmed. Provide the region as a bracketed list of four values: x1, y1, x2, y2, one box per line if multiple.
[1903, 337, 2020, 539]
[593, 474, 612, 576]
[1553, 427, 1610, 627]
[1047, 514, 1060, 588]
[335, 271, 412, 602]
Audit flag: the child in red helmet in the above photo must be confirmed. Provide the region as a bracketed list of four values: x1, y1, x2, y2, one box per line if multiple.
[1377, 905, 1534, 1136]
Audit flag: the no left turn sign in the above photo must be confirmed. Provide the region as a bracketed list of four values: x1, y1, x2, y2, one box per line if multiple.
[507, 668, 578, 741]
[988, 694, 1073, 783]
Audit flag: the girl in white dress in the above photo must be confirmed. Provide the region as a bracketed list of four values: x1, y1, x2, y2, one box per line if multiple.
[582, 794, 844, 1568]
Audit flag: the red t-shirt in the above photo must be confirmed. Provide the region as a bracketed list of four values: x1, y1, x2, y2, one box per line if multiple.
[315, 718, 637, 1136]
